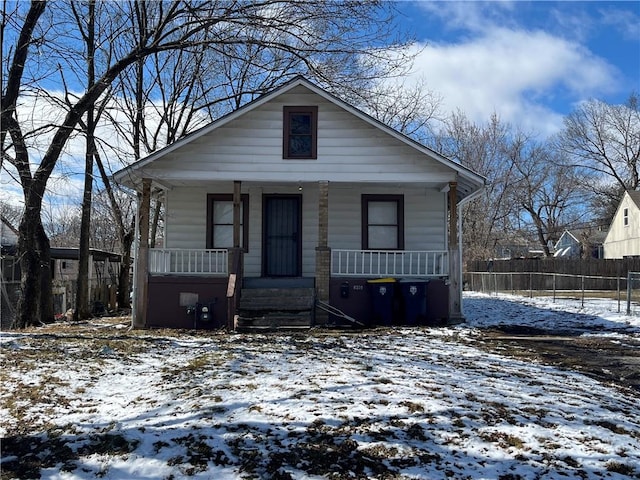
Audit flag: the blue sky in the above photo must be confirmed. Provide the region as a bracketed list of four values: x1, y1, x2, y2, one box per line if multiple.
[2, 1, 638, 211]
[392, 1, 640, 135]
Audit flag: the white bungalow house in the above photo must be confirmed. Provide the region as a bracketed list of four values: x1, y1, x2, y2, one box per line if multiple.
[113, 76, 485, 330]
[603, 191, 640, 259]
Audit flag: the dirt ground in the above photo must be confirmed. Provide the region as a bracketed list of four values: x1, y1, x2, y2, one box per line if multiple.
[475, 326, 640, 395]
[7, 317, 639, 395]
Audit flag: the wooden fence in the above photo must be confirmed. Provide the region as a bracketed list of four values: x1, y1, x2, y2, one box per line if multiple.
[467, 258, 640, 277]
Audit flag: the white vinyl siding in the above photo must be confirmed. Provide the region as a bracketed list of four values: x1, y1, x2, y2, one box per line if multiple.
[329, 186, 446, 251]
[142, 86, 454, 185]
[603, 192, 640, 258]
[164, 184, 446, 276]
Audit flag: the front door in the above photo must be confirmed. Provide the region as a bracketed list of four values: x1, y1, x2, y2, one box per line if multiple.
[263, 195, 302, 277]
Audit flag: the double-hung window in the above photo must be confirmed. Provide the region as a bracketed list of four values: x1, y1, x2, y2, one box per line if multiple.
[361, 195, 404, 250]
[207, 194, 249, 250]
[283, 106, 318, 159]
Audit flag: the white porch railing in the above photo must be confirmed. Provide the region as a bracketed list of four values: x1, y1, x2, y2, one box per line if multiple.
[149, 249, 228, 275]
[332, 249, 448, 277]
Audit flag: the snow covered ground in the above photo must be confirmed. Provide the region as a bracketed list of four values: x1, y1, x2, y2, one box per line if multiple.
[1, 293, 639, 479]
[464, 291, 640, 333]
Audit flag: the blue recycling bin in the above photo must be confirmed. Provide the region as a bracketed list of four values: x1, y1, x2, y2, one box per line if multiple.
[368, 278, 396, 326]
[399, 279, 428, 325]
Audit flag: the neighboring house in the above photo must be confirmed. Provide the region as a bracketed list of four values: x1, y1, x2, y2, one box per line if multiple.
[554, 228, 606, 259]
[113, 76, 485, 330]
[1, 244, 121, 327]
[1, 216, 19, 247]
[1, 218, 20, 329]
[603, 191, 640, 259]
[48, 248, 122, 316]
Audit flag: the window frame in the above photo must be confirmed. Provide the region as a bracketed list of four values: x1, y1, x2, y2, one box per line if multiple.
[206, 193, 250, 251]
[623, 207, 629, 227]
[283, 106, 318, 159]
[361, 194, 405, 250]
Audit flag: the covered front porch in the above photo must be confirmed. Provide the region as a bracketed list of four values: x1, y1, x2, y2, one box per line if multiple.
[133, 178, 463, 330]
[143, 246, 450, 329]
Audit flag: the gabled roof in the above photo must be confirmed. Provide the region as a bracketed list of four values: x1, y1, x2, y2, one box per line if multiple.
[555, 228, 607, 247]
[628, 190, 640, 209]
[113, 75, 485, 200]
[603, 190, 640, 240]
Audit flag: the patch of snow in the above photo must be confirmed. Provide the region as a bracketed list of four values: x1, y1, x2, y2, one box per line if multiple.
[1, 294, 639, 479]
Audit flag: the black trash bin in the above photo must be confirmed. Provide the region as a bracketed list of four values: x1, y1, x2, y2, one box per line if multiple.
[399, 278, 429, 325]
[426, 279, 449, 325]
[367, 278, 396, 326]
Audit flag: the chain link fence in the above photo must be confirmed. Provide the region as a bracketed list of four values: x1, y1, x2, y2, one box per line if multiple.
[465, 271, 640, 315]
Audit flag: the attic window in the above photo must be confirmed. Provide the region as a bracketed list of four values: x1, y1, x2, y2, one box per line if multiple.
[283, 106, 317, 159]
[623, 207, 629, 227]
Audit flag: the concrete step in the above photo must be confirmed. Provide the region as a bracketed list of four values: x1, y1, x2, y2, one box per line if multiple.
[236, 287, 315, 331]
[239, 288, 315, 311]
[236, 312, 313, 331]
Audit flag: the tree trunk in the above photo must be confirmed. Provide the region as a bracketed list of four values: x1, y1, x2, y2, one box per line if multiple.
[150, 200, 161, 248]
[14, 196, 53, 328]
[74, 0, 96, 321]
[117, 228, 134, 309]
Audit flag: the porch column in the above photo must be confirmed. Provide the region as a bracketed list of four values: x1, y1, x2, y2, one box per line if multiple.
[315, 180, 330, 324]
[133, 178, 151, 329]
[227, 180, 243, 329]
[448, 181, 464, 323]
[232, 180, 242, 249]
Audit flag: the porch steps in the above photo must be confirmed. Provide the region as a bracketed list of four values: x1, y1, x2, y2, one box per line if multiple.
[236, 287, 315, 331]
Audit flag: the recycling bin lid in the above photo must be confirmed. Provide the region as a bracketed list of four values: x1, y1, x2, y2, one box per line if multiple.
[367, 277, 396, 283]
[398, 277, 429, 283]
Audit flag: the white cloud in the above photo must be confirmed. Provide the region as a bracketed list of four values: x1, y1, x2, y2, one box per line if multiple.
[396, 1, 623, 136]
[403, 27, 617, 135]
[415, 1, 518, 34]
[599, 7, 640, 41]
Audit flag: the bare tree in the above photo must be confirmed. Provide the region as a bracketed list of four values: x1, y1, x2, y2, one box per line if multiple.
[73, 0, 97, 320]
[99, 2, 418, 310]
[434, 112, 518, 261]
[42, 201, 81, 247]
[507, 136, 586, 257]
[2, 0, 415, 328]
[556, 94, 640, 223]
[354, 77, 442, 144]
[0, 204, 22, 234]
